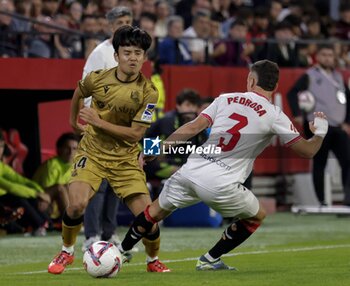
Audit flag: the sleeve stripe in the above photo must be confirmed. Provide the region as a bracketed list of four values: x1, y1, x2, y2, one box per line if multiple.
[132, 119, 151, 125]
[285, 135, 302, 147]
[201, 113, 213, 126]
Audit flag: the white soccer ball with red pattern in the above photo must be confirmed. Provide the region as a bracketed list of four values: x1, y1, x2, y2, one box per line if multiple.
[83, 241, 122, 278]
[298, 90, 315, 112]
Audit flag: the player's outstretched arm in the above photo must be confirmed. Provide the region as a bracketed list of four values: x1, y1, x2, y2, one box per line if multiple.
[290, 112, 328, 158]
[162, 114, 210, 151]
[79, 107, 148, 143]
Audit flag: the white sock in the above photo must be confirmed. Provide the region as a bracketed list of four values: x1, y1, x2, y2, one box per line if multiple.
[146, 256, 158, 263]
[204, 253, 216, 262]
[62, 245, 74, 255]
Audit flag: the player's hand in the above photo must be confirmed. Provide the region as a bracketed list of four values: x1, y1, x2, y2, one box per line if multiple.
[79, 107, 102, 128]
[309, 112, 328, 138]
[71, 121, 86, 135]
[138, 153, 145, 168]
[138, 153, 156, 167]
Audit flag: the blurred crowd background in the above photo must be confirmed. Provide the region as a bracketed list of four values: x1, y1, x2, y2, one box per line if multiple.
[1, 0, 350, 67]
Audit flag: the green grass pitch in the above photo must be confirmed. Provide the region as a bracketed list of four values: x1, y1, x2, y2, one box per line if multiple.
[0, 213, 349, 286]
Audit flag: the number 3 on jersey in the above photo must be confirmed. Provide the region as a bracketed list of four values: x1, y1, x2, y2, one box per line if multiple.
[218, 113, 248, 152]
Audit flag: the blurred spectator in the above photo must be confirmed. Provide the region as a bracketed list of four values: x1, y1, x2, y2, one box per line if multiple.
[80, 15, 103, 58]
[67, 1, 83, 30]
[0, 130, 50, 236]
[31, 0, 43, 18]
[139, 11, 157, 56]
[268, 0, 283, 31]
[210, 13, 224, 40]
[52, 13, 76, 58]
[334, 41, 350, 68]
[0, 0, 21, 57]
[154, 0, 171, 38]
[258, 20, 298, 67]
[183, 10, 212, 64]
[13, 0, 32, 32]
[213, 19, 254, 66]
[157, 15, 192, 65]
[176, 0, 211, 29]
[42, 0, 60, 18]
[250, 6, 269, 56]
[142, 0, 156, 14]
[334, 2, 350, 67]
[96, 14, 109, 36]
[83, 0, 99, 16]
[98, 0, 118, 16]
[277, 0, 304, 22]
[222, 6, 254, 38]
[27, 15, 55, 58]
[33, 132, 79, 227]
[130, 0, 142, 26]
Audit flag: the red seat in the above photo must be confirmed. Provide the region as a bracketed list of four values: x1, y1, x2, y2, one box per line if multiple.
[6, 129, 28, 175]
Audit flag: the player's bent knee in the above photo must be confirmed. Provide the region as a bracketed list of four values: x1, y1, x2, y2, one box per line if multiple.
[66, 202, 87, 218]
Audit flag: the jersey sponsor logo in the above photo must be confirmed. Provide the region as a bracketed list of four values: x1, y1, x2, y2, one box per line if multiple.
[199, 153, 231, 171]
[227, 96, 267, 117]
[141, 103, 156, 122]
[103, 85, 110, 94]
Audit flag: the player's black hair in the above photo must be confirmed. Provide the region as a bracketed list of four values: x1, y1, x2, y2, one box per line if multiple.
[250, 60, 279, 91]
[56, 132, 80, 150]
[112, 25, 152, 53]
[176, 89, 201, 106]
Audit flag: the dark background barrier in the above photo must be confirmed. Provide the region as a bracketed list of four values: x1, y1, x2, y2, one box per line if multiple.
[1, 58, 349, 177]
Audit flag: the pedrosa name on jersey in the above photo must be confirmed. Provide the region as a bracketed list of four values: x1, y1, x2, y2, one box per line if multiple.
[163, 144, 222, 155]
[227, 96, 267, 117]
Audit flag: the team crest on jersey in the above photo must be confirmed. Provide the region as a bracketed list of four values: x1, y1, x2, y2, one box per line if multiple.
[141, 103, 156, 122]
[103, 85, 110, 94]
[131, 91, 140, 104]
[96, 100, 105, 109]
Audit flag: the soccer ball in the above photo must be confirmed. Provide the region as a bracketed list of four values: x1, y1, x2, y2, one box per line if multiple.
[83, 241, 122, 278]
[298, 90, 315, 112]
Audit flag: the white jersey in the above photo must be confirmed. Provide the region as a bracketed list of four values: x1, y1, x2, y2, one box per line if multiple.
[180, 92, 301, 190]
[82, 39, 118, 107]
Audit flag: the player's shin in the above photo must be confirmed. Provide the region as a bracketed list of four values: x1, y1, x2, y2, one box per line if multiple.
[121, 206, 157, 252]
[207, 220, 261, 260]
[142, 225, 160, 259]
[62, 211, 83, 251]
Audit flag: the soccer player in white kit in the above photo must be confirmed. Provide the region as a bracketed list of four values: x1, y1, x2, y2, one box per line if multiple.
[118, 60, 329, 270]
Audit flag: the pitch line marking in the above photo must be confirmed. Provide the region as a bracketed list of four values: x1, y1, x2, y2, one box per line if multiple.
[12, 244, 350, 275]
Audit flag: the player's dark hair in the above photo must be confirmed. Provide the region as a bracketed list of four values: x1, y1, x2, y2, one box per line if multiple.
[112, 25, 152, 53]
[250, 60, 279, 91]
[56, 132, 80, 150]
[176, 89, 201, 106]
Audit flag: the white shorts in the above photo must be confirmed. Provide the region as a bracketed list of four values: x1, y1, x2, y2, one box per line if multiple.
[158, 171, 259, 219]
